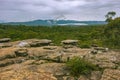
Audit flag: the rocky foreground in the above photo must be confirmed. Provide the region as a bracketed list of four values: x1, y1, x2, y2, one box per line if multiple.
[0, 38, 120, 80]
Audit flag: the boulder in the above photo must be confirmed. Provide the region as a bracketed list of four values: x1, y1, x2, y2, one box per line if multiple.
[0, 38, 11, 43]
[17, 41, 30, 47]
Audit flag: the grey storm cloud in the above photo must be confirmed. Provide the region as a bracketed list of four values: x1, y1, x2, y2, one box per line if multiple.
[0, 0, 120, 22]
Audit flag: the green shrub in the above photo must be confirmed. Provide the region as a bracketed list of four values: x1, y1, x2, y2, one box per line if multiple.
[66, 57, 98, 77]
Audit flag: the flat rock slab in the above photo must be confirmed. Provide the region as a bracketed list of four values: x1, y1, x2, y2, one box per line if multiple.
[25, 39, 52, 47]
[0, 43, 12, 48]
[0, 38, 11, 43]
[61, 40, 78, 44]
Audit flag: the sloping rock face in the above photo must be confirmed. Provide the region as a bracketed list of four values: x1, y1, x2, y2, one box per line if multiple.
[0, 65, 57, 80]
[101, 69, 120, 80]
[84, 50, 120, 69]
[0, 48, 16, 60]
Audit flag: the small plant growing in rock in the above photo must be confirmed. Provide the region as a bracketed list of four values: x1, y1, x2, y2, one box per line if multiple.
[66, 57, 98, 77]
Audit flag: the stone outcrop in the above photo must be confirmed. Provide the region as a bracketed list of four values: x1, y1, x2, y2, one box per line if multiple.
[91, 47, 109, 54]
[61, 40, 78, 48]
[28, 39, 52, 47]
[61, 40, 78, 44]
[0, 43, 12, 48]
[0, 39, 120, 80]
[16, 39, 52, 47]
[0, 38, 11, 43]
[15, 48, 28, 57]
[0, 38, 12, 48]
[84, 51, 119, 69]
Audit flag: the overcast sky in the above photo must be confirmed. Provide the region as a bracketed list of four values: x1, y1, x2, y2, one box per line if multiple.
[0, 0, 120, 22]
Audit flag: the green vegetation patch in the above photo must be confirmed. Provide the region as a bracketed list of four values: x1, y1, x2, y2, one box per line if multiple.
[66, 57, 98, 77]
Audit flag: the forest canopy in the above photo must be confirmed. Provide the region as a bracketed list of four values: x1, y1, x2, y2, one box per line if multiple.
[0, 21, 119, 49]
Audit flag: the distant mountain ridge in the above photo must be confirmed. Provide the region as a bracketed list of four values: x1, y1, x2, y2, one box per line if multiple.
[2, 20, 107, 26]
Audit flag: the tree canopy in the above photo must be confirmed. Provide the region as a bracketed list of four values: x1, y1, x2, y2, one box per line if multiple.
[103, 17, 120, 48]
[105, 11, 116, 22]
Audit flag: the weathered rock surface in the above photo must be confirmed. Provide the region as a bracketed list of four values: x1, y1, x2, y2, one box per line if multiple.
[90, 71, 102, 80]
[101, 69, 120, 80]
[85, 51, 120, 69]
[0, 39, 120, 80]
[0, 65, 57, 80]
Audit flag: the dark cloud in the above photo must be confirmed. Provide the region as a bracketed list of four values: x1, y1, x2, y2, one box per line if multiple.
[0, 0, 120, 22]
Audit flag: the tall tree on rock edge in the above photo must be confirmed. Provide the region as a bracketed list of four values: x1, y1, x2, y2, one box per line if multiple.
[105, 11, 116, 22]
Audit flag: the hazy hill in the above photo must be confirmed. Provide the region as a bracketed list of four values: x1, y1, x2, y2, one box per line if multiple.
[2, 20, 106, 26]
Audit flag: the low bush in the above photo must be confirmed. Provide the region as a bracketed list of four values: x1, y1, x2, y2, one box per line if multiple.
[66, 57, 98, 77]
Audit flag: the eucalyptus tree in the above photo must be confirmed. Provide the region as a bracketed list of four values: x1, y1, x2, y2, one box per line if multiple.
[105, 11, 116, 22]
